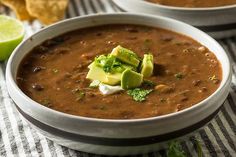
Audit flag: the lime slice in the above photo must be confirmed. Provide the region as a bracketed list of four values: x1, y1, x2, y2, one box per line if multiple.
[0, 15, 25, 61]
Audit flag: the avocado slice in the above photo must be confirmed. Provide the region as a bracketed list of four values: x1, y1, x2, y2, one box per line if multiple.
[86, 62, 121, 85]
[106, 73, 122, 85]
[111, 45, 140, 67]
[121, 69, 143, 89]
[141, 54, 154, 78]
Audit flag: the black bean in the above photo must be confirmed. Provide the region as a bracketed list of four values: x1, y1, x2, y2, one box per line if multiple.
[44, 36, 69, 47]
[32, 66, 45, 73]
[16, 77, 24, 82]
[96, 32, 102, 36]
[125, 27, 139, 33]
[34, 46, 49, 53]
[160, 35, 173, 42]
[192, 80, 201, 86]
[32, 83, 44, 91]
[44, 40, 59, 47]
[213, 79, 220, 84]
[54, 47, 70, 54]
[126, 36, 137, 40]
[180, 96, 188, 102]
[64, 72, 72, 78]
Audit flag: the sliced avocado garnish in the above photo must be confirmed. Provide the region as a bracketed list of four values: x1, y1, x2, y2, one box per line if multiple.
[86, 62, 107, 83]
[111, 45, 140, 67]
[86, 63, 121, 85]
[121, 69, 143, 89]
[105, 73, 122, 85]
[86, 45, 155, 101]
[141, 54, 154, 78]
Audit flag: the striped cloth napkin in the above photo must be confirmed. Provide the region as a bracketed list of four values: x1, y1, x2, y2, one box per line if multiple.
[0, 0, 236, 156]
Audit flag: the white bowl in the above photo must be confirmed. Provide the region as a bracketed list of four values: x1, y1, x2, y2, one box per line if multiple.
[112, 0, 236, 39]
[6, 13, 232, 155]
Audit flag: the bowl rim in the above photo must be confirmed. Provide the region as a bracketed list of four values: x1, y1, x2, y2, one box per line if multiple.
[113, 0, 236, 11]
[6, 13, 232, 123]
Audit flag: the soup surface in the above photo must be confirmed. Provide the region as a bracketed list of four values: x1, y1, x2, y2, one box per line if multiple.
[146, 0, 236, 8]
[17, 24, 222, 119]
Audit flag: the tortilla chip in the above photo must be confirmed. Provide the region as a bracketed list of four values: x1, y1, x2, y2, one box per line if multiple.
[1, 0, 33, 20]
[26, 0, 68, 25]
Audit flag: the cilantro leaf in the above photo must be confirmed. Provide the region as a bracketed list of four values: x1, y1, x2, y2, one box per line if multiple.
[127, 88, 153, 102]
[94, 55, 126, 73]
[167, 141, 186, 157]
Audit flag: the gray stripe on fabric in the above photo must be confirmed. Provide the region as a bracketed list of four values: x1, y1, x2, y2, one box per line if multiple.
[220, 40, 236, 63]
[67, 1, 78, 18]
[97, 0, 106, 12]
[28, 129, 44, 156]
[228, 94, 236, 115]
[221, 106, 236, 136]
[0, 129, 7, 157]
[74, 0, 86, 16]
[208, 123, 231, 156]
[189, 136, 204, 157]
[215, 115, 236, 152]
[60, 146, 70, 156]
[83, 0, 96, 14]
[0, 85, 19, 156]
[100, 0, 116, 13]
[0, 80, 13, 157]
[226, 38, 236, 59]
[46, 139, 57, 157]
[91, 0, 105, 13]
[1, 116, 18, 156]
[76, 151, 86, 157]
[199, 129, 218, 157]
[88, 0, 97, 13]
[14, 117, 32, 156]
[180, 141, 192, 157]
[108, 0, 121, 12]
[70, 0, 80, 17]
[80, 0, 88, 15]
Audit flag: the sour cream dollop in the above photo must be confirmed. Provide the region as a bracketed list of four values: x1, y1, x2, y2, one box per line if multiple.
[99, 83, 123, 95]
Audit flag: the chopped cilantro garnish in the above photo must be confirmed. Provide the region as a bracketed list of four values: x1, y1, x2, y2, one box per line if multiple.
[72, 88, 85, 101]
[94, 54, 136, 73]
[89, 80, 100, 88]
[167, 140, 202, 157]
[75, 91, 85, 101]
[167, 141, 186, 157]
[127, 88, 153, 102]
[175, 73, 184, 80]
[94, 55, 126, 73]
[196, 139, 203, 157]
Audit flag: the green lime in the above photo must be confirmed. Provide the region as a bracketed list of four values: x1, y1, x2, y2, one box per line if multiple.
[0, 15, 25, 61]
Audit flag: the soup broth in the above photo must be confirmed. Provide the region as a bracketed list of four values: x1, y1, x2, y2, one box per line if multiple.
[17, 25, 222, 119]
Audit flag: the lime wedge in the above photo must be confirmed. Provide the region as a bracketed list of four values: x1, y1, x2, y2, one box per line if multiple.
[0, 15, 25, 61]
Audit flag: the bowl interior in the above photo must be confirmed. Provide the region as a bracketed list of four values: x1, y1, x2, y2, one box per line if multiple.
[125, 0, 236, 11]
